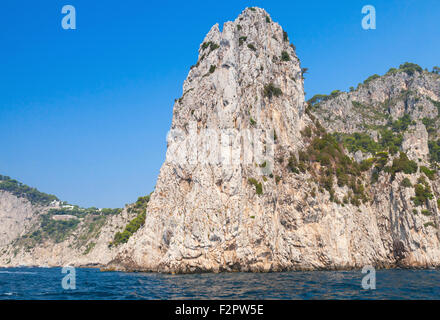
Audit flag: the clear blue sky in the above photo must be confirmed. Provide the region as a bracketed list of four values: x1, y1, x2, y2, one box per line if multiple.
[1, 0, 439, 208]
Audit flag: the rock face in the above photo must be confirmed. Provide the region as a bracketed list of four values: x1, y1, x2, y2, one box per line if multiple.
[313, 70, 440, 135]
[0, 191, 41, 247]
[110, 8, 440, 273]
[402, 122, 429, 161]
[0, 189, 139, 267]
[111, 7, 307, 272]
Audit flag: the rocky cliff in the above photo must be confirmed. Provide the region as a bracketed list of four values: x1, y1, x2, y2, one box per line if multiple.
[2, 7, 440, 273]
[0, 190, 42, 248]
[108, 7, 440, 273]
[0, 176, 142, 267]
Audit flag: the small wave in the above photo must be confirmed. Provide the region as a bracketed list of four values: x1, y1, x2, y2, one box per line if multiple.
[0, 271, 37, 274]
[2, 292, 15, 296]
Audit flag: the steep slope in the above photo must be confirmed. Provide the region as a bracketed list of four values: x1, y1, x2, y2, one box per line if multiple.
[307, 64, 440, 268]
[111, 7, 308, 272]
[0, 175, 142, 267]
[0, 190, 44, 248]
[110, 8, 440, 273]
[311, 63, 440, 139]
[0, 175, 58, 248]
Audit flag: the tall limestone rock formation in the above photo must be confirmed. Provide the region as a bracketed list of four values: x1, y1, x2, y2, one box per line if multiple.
[111, 8, 440, 273]
[112, 7, 309, 272]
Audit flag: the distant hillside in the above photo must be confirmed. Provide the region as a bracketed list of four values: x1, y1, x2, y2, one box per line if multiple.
[0, 175, 149, 267]
[0, 175, 58, 205]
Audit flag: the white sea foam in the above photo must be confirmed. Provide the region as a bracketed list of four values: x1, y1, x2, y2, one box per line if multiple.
[0, 271, 36, 274]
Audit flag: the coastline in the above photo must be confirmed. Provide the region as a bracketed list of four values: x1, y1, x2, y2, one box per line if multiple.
[2, 261, 439, 274]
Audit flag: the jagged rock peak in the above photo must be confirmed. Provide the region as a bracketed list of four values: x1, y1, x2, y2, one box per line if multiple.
[176, 7, 306, 143]
[186, 6, 301, 80]
[198, 6, 290, 52]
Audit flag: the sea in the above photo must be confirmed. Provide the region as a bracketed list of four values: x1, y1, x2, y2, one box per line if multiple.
[0, 267, 439, 299]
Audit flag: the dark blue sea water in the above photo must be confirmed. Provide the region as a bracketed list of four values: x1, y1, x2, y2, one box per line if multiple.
[0, 267, 439, 299]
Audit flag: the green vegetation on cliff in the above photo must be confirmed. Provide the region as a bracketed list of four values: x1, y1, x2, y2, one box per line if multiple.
[39, 214, 80, 243]
[110, 195, 150, 247]
[248, 178, 263, 195]
[333, 115, 414, 156]
[412, 176, 433, 206]
[309, 62, 426, 107]
[48, 206, 121, 218]
[281, 51, 290, 61]
[263, 83, 282, 98]
[384, 152, 418, 176]
[18, 205, 122, 250]
[0, 175, 58, 205]
[201, 41, 219, 53]
[396, 62, 424, 76]
[428, 139, 440, 163]
[21, 214, 80, 247]
[297, 110, 428, 206]
[363, 74, 380, 85]
[308, 90, 342, 107]
[385, 62, 423, 76]
[334, 132, 380, 154]
[297, 124, 369, 205]
[110, 211, 146, 247]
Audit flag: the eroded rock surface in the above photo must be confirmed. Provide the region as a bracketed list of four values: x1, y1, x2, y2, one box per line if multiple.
[110, 8, 440, 273]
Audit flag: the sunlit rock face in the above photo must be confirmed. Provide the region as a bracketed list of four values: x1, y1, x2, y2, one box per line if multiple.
[110, 8, 440, 273]
[0, 191, 38, 248]
[112, 7, 310, 272]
